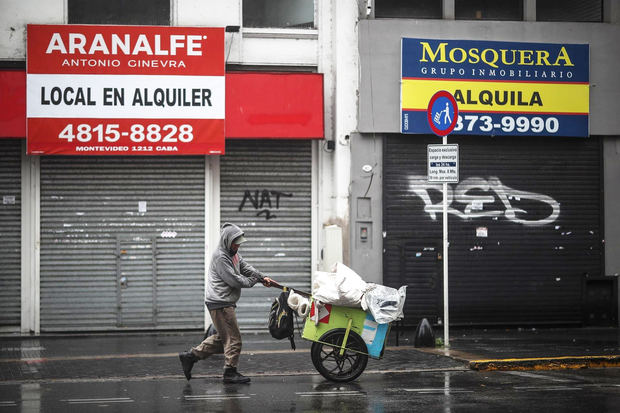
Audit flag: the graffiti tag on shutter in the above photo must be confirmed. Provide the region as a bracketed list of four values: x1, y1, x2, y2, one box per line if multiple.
[408, 175, 560, 226]
[238, 189, 293, 220]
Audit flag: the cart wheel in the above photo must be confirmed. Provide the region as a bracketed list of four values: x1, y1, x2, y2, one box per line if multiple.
[310, 328, 369, 382]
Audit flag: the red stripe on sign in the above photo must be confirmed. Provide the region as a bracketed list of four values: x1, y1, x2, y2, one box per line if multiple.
[27, 25, 224, 76]
[457, 109, 589, 116]
[27, 118, 224, 155]
[402, 107, 588, 116]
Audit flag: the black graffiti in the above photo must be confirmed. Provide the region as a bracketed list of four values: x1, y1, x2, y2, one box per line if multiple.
[238, 190, 293, 220]
[257, 209, 277, 220]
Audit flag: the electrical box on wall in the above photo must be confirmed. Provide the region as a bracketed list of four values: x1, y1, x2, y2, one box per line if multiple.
[322, 225, 343, 271]
[356, 196, 372, 250]
[355, 222, 372, 249]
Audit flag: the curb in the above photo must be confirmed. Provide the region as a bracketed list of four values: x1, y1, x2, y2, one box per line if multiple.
[469, 355, 620, 371]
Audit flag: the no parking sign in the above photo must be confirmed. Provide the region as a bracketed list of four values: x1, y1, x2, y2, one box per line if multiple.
[427, 90, 458, 137]
[425, 90, 459, 349]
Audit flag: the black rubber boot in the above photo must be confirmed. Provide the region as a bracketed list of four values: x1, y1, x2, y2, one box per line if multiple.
[179, 351, 198, 381]
[223, 366, 251, 384]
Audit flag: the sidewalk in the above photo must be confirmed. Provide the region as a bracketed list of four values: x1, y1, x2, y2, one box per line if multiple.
[0, 327, 618, 384]
[397, 326, 620, 371]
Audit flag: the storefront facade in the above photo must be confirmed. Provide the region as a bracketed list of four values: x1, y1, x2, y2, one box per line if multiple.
[352, 12, 620, 327]
[220, 139, 313, 329]
[381, 134, 602, 326]
[1, 0, 358, 334]
[18, 72, 322, 332]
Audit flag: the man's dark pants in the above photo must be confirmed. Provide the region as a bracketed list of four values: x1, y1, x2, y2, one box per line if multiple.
[192, 306, 242, 368]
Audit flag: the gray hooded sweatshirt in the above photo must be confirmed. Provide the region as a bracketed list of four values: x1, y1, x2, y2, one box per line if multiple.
[204, 223, 265, 310]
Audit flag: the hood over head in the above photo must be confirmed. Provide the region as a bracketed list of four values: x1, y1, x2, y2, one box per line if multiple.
[220, 223, 245, 252]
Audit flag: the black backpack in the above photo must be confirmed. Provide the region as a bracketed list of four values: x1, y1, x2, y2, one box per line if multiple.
[268, 291, 296, 350]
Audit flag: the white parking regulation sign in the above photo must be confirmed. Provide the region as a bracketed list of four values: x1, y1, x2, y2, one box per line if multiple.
[427, 144, 459, 183]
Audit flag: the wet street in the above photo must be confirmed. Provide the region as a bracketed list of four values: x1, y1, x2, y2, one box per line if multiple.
[1, 368, 619, 412]
[1, 329, 618, 411]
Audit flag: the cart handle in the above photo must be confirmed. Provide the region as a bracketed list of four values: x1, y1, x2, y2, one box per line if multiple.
[269, 280, 312, 298]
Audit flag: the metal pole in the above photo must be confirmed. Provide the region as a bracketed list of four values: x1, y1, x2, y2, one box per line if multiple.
[442, 135, 449, 348]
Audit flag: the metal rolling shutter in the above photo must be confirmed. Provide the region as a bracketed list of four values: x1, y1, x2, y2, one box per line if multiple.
[220, 140, 312, 330]
[40, 156, 205, 331]
[384, 135, 602, 326]
[0, 139, 21, 327]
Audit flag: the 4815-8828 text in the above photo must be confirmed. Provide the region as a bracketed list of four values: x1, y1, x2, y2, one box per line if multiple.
[58, 123, 194, 143]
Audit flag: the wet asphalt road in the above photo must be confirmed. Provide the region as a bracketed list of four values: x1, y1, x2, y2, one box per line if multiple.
[1, 368, 619, 412]
[1, 329, 619, 411]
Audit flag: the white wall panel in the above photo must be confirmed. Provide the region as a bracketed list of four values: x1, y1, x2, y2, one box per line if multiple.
[0, 0, 65, 59]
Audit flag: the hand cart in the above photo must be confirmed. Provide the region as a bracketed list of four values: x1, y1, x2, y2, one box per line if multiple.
[272, 282, 390, 382]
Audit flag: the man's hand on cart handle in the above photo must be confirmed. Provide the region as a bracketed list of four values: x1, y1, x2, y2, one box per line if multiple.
[267, 280, 312, 298]
[262, 276, 275, 287]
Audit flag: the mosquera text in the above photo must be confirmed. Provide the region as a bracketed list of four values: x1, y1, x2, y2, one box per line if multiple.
[419, 41, 574, 69]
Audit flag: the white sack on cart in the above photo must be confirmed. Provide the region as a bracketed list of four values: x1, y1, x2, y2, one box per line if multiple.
[312, 263, 369, 307]
[361, 284, 407, 324]
[312, 271, 341, 303]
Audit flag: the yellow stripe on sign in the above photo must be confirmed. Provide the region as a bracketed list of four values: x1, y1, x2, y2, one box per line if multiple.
[401, 79, 589, 114]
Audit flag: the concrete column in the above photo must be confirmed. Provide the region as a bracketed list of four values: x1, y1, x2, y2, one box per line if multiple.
[524, 0, 536, 21]
[349, 132, 383, 284]
[333, 0, 357, 247]
[21, 147, 40, 335]
[604, 137, 620, 327]
[317, 0, 335, 271]
[317, 0, 357, 268]
[204, 155, 220, 329]
[443, 0, 455, 20]
[604, 0, 620, 24]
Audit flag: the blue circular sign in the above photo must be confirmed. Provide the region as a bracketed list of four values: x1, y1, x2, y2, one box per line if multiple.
[427, 91, 459, 136]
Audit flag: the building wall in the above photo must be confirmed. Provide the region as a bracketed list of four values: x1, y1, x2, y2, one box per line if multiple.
[1, 0, 359, 333]
[0, 0, 65, 60]
[1, 0, 319, 68]
[358, 19, 620, 135]
[354, 15, 620, 325]
[349, 132, 382, 284]
[605, 137, 620, 323]
[604, 138, 620, 276]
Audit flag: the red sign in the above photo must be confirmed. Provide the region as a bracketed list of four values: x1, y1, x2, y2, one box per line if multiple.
[0, 70, 26, 138]
[26, 24, 225, 155]
[309, 302, 332, 324]
[426, 90, 459, 137]
[226, 72, 324, 139]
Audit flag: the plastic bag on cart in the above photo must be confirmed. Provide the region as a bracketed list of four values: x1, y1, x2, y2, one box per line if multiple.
[312, 263, 369, 307]
[361, 284, 407, 324]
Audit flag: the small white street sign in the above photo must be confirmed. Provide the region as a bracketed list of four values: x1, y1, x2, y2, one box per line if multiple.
[427, 144, 459, 183]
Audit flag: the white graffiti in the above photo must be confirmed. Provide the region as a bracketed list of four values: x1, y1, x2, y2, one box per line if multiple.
[409, 176, 560, 226]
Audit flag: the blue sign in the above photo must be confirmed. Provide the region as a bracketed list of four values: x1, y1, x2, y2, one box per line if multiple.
[401, 38, 590, 137]
[427, 91, 458, 136]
